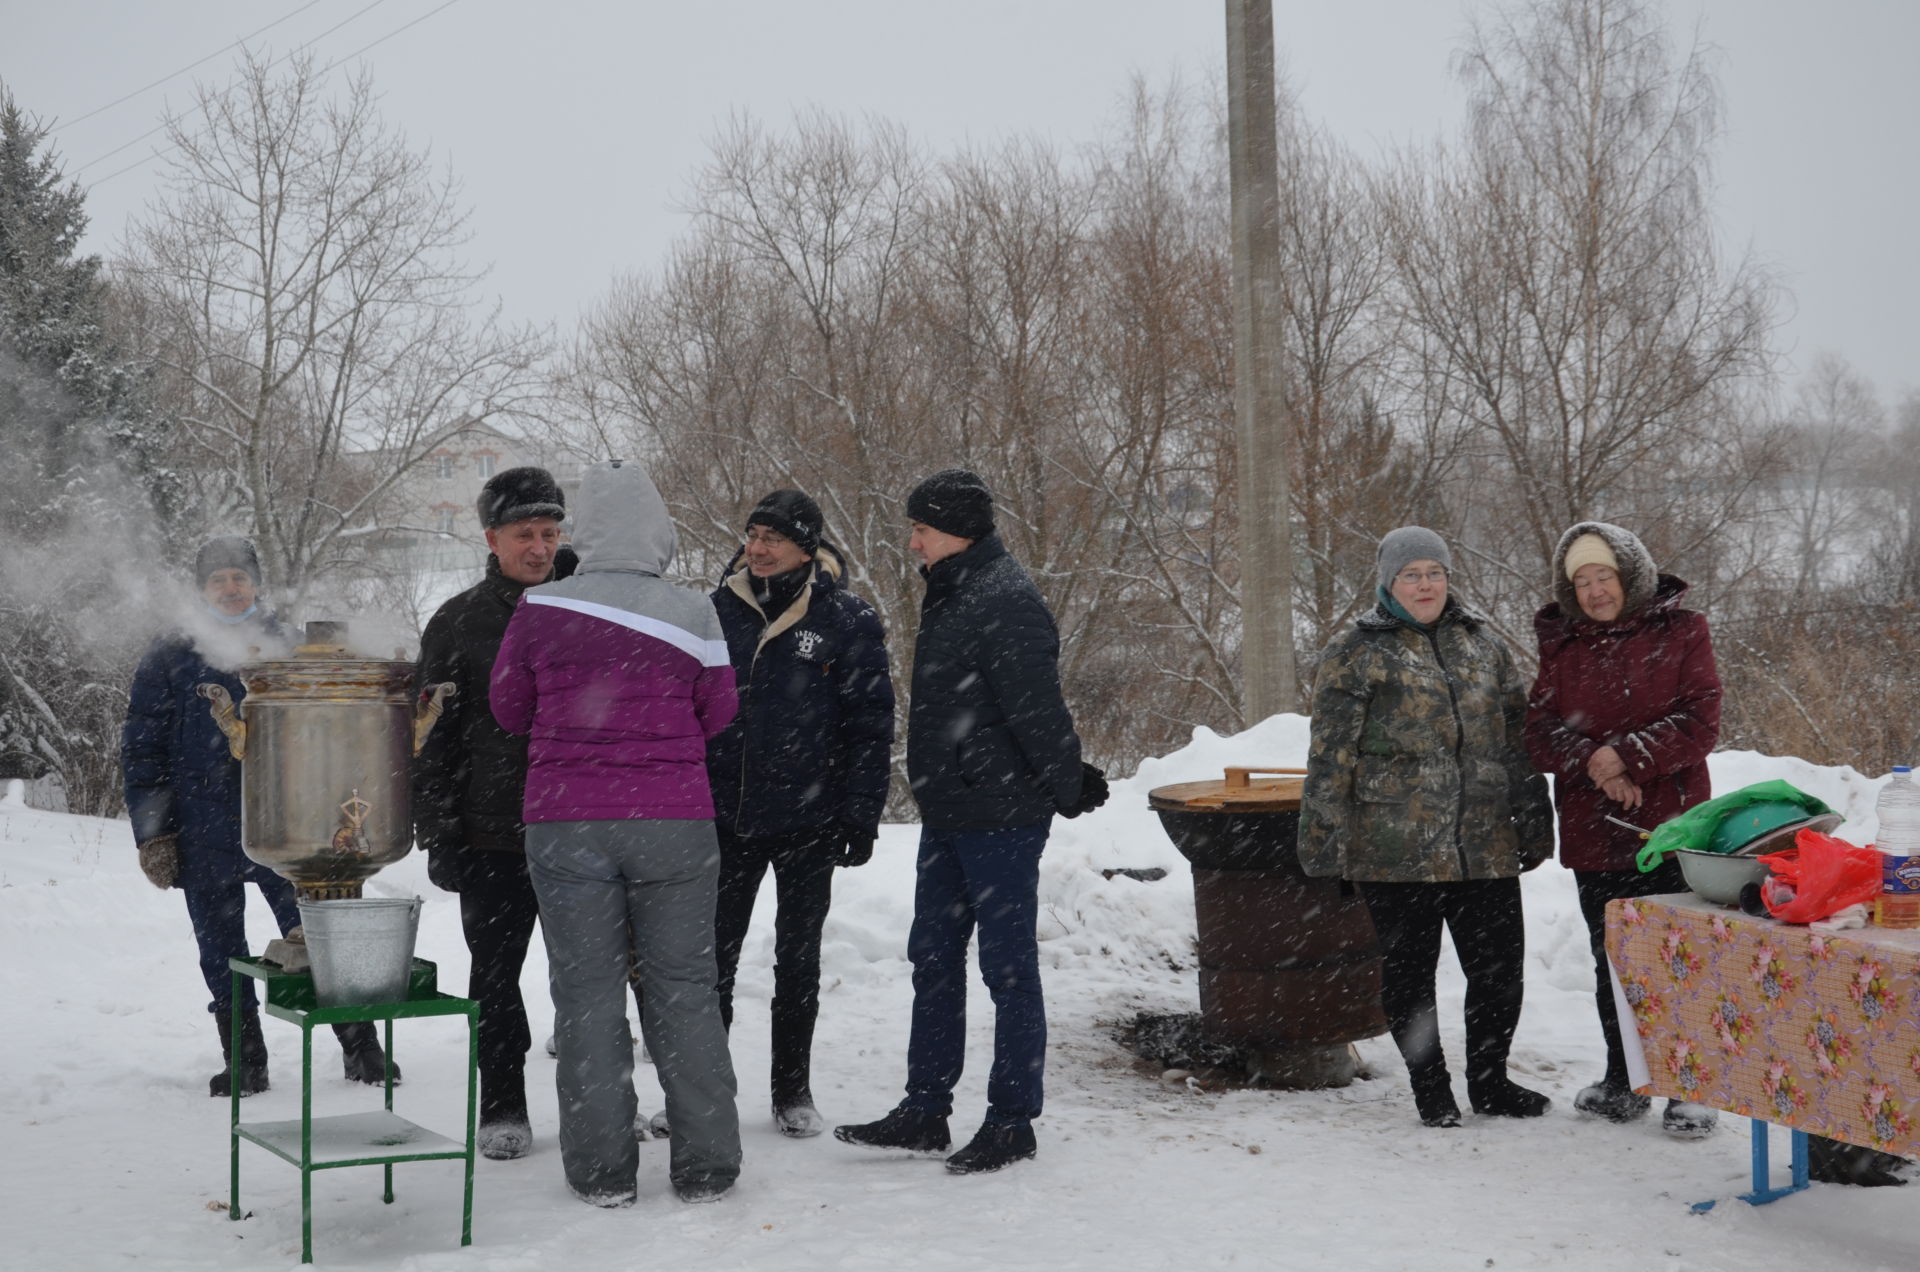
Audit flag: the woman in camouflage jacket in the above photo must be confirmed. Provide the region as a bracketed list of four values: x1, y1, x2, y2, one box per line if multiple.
[1300, 527, 1553, 1128]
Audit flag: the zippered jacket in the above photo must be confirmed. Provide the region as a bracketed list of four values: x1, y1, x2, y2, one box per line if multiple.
[1299, 597, 1552, 883]
[491, 462, 737, 822]
[121, 613, 291, 886]
[412, 556, 540, 855]
[705, 545, 894, 839]
[1525, 521, 1720, 873]
[906, 532, 1084, 830]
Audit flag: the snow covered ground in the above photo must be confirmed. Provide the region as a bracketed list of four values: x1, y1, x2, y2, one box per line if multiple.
[3, 717, 1914, 1271]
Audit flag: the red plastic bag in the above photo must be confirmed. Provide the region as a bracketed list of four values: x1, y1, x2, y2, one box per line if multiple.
[1756, 829, 1883, 924]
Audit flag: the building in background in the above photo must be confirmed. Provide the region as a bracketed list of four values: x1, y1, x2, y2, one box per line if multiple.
[374, 421, 581, 576]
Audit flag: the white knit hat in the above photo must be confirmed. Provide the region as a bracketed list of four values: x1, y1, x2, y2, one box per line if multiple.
[1563, 533, 1619, 581]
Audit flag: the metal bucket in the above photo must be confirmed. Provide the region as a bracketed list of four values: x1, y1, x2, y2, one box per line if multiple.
[299, 896, 423, 1006]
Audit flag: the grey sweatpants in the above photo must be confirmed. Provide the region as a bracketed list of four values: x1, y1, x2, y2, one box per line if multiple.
[526, 818, 741, 1200]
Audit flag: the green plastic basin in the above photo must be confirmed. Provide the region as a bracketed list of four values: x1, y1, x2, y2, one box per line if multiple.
[1706, 800, 1816, 856]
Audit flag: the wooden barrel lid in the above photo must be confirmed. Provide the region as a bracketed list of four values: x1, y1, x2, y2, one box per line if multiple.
[1148, 766, 1305, 813]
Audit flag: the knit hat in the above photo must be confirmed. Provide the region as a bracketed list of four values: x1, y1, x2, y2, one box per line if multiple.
[1551, 521, 1658, 619]
[1376, 526, 1452, 589]
[1562, 533, 1619, 581]
[194, 536, 261, 586]
[746, 489, 822, 556]
[906, 469, 995, 541]
[476, 466, 566, 529]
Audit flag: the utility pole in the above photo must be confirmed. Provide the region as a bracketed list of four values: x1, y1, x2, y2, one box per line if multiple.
[1225, 0, 1298, 721]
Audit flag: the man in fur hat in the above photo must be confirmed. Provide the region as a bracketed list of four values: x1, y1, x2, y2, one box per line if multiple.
[413, 467, 572, 1159]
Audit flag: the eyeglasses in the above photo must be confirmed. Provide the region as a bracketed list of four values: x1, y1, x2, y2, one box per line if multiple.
[745, 528, 791, 548]
[1394, 569, 1449, 586]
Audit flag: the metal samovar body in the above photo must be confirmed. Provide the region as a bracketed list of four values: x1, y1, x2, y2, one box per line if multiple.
[199, 620, 454, 902]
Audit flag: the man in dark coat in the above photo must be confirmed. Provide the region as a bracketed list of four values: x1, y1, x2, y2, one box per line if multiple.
[123, 536, 393, 1097]
[705, 490, 894, 1138]
[413, 466, 569, 1160]
[835, 469, 1107, 1175]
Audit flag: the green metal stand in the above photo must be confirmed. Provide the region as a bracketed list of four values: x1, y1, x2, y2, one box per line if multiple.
[228, 956, 479, 1263]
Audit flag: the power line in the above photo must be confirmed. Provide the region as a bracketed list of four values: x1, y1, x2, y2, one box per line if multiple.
[53, 0, 327, 133]
[320, 0, 461, 73]
[76, 0, 397, 180]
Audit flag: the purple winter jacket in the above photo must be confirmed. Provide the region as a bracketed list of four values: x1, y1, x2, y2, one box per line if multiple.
[490, 460, 737, 823]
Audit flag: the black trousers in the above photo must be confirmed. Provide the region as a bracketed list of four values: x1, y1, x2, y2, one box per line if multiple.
[1573, 860, 1685, 1088]
[459, 850, 541, 1094]
[713, 825, 837, 1106]
[1359, 877, 1527, 1092]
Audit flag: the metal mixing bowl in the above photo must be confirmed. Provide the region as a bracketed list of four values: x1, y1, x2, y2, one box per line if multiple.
[1675, 848, 1773, 906]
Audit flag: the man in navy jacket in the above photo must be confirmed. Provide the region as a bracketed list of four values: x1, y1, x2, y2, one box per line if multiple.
[123, 536, 393, 1097]
[835, 470, 1107, 1174]
[705, 490, 894, 1138]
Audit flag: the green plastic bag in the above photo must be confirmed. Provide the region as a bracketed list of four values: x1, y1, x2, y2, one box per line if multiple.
[1635, 780, 1837, 873]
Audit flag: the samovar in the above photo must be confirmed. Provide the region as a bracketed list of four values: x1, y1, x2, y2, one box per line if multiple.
[199, 619, 455, 904]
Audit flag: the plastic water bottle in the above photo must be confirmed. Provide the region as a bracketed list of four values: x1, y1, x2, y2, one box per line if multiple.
[1873, 766, 1920, 928]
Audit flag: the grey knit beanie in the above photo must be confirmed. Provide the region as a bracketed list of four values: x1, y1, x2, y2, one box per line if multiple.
[195, 536, 261, 586]
[1376, 526, 1452, 589]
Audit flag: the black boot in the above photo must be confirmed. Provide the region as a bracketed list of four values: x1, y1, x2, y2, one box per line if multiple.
[478, 1064, 532, 1160]
[1466, 1032, 1549, 1118]
[1573, 1080, 1652, 1124]
[945, 1121, 1037, 1175]
[1808, 1134, 1910, 1187]
[210, 1008, 270, 1098]
[833, 1105, 951, 1153]
[773, 1093, 825, 1138]
[1409, 1068, 1462, 1129]
[333, 1022, 400, 1085]
[1468, 1072, 1551, 1119]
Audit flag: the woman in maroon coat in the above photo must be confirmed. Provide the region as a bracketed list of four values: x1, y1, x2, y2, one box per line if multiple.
[1525, 521, 1722, 1137]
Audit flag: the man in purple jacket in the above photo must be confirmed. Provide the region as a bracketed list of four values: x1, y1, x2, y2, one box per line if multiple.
[490, 459, 742, 1207]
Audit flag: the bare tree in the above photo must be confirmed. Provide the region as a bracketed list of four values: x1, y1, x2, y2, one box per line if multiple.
[1775, 353, 1884, 602]
[1383, 0, 1779, 606]
[121, 52, 546, 609]
[1877, 390, 1920, 603]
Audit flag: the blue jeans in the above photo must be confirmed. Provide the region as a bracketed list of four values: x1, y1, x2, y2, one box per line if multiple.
[903, 824, 1049, 1127]
[181, 851, 302, 1013]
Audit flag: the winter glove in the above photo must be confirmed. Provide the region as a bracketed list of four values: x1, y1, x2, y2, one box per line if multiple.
[1060, 763, 1110, 819]
[425, 845, 467, 894]
[838, 825, 877, 869]
[137, 834, 180, 890]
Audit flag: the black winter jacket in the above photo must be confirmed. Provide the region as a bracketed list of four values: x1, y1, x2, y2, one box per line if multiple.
[705, 545, 895, 838]
[412, 556, 543, 856]
[121, 613, 291, 888]
[906, 533, 1083, 830]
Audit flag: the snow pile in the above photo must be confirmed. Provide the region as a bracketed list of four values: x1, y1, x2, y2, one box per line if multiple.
[4, 723, 1914, 1270]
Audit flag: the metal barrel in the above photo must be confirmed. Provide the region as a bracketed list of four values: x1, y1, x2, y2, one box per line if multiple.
[1150, 773, 1386, 1065]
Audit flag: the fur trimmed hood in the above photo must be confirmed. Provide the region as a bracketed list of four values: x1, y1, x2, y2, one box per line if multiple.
[1550, 521, 1658, 618]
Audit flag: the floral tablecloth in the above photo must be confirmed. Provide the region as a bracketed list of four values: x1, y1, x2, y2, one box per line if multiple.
[1606, 892, 1920, 1157]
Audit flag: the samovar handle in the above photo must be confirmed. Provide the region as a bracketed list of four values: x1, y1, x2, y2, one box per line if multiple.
[197, 683, 247, 761]
[412, 682, 458, 756]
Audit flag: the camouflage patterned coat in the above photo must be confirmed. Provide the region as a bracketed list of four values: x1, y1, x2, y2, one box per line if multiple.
[1299, 598, 1553, 883]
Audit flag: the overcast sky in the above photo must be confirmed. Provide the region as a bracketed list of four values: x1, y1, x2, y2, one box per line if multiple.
[5, 0, 1914, 403]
